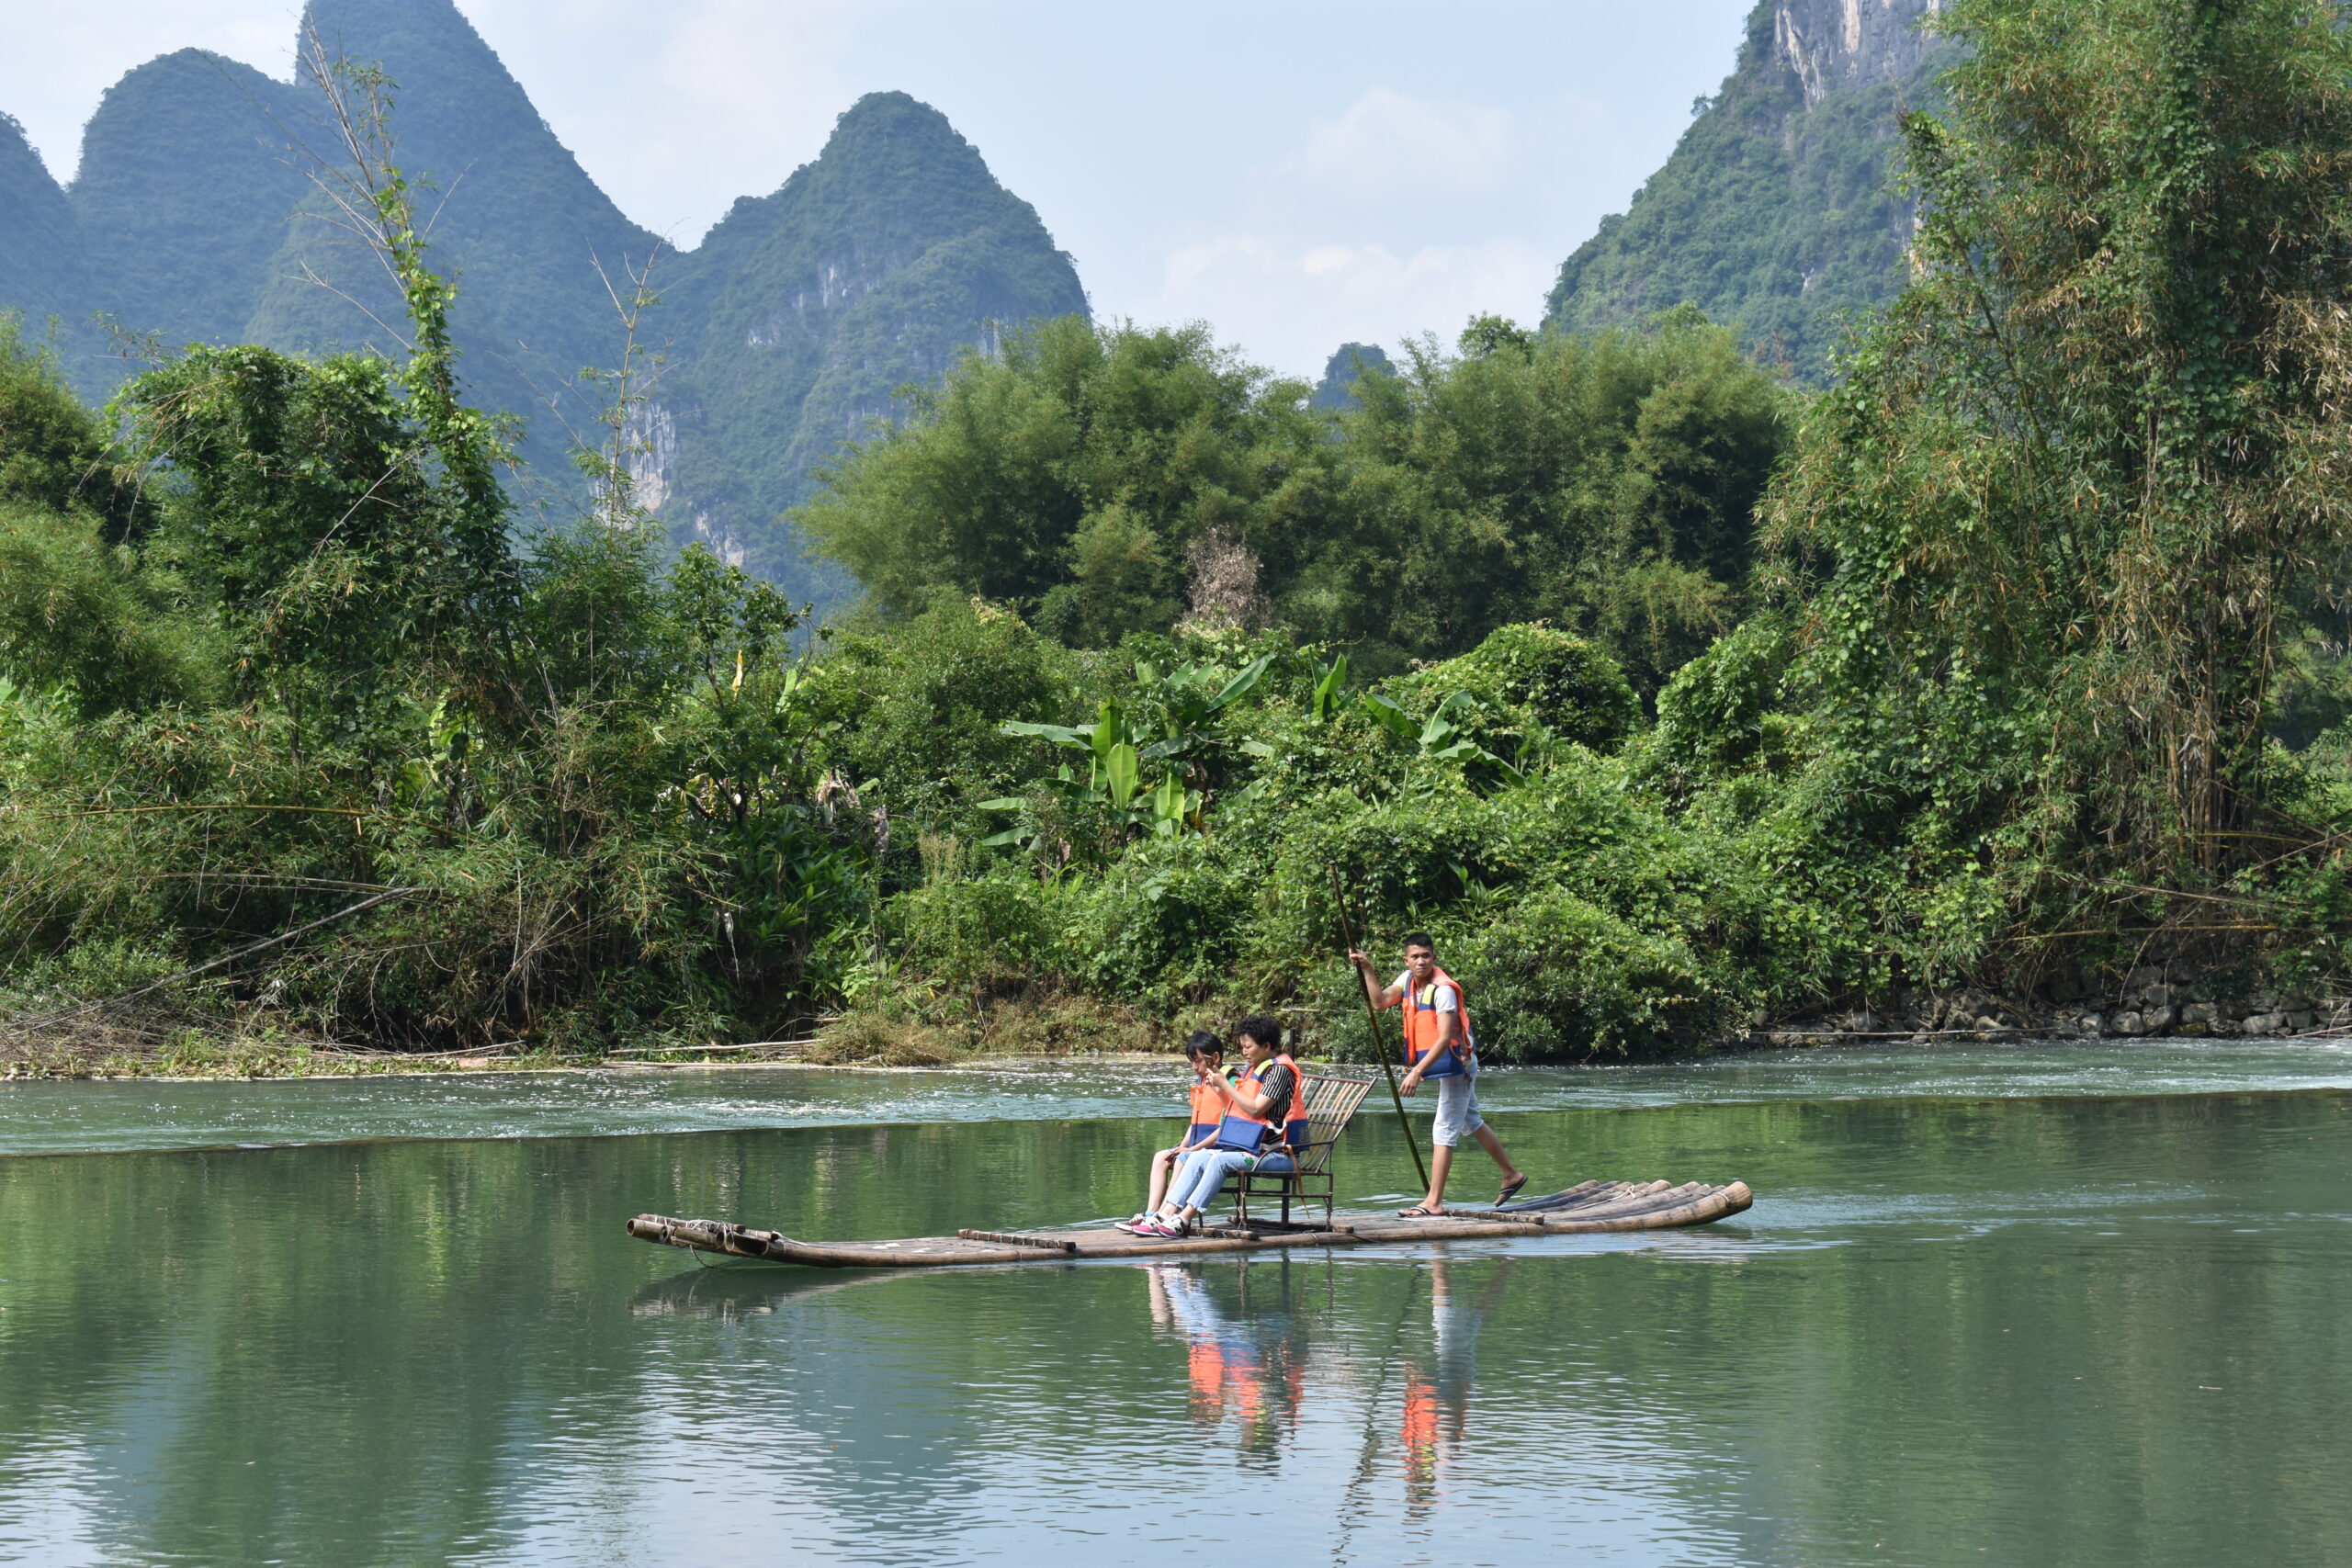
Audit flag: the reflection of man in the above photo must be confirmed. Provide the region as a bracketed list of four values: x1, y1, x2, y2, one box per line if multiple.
[1401, 1258, 1514, 1508]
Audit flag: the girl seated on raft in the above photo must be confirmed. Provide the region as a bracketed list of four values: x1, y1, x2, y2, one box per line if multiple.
[1118, 1032, 1232, 1233]
[1126, 1017, 1301, 1239]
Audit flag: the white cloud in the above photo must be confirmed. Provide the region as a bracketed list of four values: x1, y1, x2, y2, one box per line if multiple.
[1133, 86, 1581, 376]
[1281, 86, 1517, 200]
[1148, 234, 1554, 378]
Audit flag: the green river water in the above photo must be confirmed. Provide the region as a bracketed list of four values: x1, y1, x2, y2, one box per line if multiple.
[5, 1043, 2352, 1565]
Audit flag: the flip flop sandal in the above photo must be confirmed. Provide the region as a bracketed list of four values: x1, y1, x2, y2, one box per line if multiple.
[1397, 1204, 1444, 1218]
[1496, 1177, 1529, 1207]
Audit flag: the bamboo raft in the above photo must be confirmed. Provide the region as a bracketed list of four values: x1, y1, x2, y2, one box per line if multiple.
[627, 1177, 1752, 1269]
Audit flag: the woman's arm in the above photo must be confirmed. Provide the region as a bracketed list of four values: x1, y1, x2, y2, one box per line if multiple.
[1212, 1065, 1290, 1118]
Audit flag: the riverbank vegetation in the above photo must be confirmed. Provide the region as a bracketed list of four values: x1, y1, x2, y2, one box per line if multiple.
[9, 0, 2352, 1076]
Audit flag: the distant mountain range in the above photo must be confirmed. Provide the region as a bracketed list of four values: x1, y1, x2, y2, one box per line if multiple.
[0, 0, 1086, 596]
[2, 0, 1944, 598]
[1545, 0, 1946, 380]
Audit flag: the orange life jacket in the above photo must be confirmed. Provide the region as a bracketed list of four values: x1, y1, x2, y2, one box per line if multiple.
[1208, 1059, 1283, 1153]
[1185, 1070, 1230, 1142]
[1400, 964, 1474, 1077]
[1401, 1373, 1442, 1497]
[1266, 1052, 1311, 1151]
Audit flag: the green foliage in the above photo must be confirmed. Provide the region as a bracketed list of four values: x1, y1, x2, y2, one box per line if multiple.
[805, 595, 1079, 841]
[852, 613, 1780, 1057]
[0, 328, 209, 716]
[1772, 0, 2352, 880]
[0, 317, 141, 536]
[0, 64, 867, 1052]
[0, 503, 214, 715]
[1456, 887, 1727, 1057]
[987, 632, 1284, 857]
[884, 835, 1060, 995]
[1645, 613, 1801, 786]
[804, 310, 1792, 694]
[1392, 623, 1640, 753]
[799, 316, 1320, 646]
[1312, 313, 1792, 691]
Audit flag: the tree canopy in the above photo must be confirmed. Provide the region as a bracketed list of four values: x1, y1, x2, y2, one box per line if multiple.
[799, 310, 1792, 689]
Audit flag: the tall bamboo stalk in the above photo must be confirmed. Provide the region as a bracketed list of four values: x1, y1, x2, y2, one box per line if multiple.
[1328, 863, 1428, 1190]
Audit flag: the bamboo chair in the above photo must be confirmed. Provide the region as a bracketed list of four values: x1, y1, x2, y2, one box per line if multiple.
[1227, 1073, 1374, 1231]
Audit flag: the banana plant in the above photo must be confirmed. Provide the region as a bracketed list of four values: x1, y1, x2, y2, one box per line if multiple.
[1308, 652, 1350, 723]
[991, 699, 1192, 827]
[999, 699, 1145, 807]
[989, 653, 1272, 842]
[1127, 651, 1275, 764]
[1146, 768, 1203, 838]
[1361, 688, 1528, 786]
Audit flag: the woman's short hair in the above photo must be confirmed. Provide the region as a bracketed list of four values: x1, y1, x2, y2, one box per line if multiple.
[1182, 1031, 1224, 1058]
[1232, 1015, 1283, 1052]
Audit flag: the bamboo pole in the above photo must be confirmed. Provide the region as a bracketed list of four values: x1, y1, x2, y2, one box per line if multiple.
[1327, 863, 1428, 1190]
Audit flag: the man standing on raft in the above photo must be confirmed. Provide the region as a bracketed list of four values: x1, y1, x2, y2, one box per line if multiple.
[1349, 932, 1526, 1216]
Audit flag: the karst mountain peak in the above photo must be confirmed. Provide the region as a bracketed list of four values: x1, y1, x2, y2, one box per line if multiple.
[0, 0, 1084, 593]
[1547, 0, 1945, 379]
[2, 0, 1943, 587]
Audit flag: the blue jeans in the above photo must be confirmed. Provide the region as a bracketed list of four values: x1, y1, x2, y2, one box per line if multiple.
[1168, 1148, 1295, 1213]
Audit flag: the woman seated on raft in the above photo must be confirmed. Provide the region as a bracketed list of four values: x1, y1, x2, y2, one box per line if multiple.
[1124, 1017, 1303, 1239]
[1118, 1032, 1234, 1233]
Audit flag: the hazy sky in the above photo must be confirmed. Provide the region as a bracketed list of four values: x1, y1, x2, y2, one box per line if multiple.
[2, 1, 1754, 377]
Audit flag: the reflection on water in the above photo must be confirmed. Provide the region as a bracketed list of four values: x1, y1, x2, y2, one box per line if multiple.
[6, 1093, 2352, 1562]
[1149, 1263, 1311, 1456]
[21, 1036, 2352, 1155]
[1400, 1258, 1508, 1510]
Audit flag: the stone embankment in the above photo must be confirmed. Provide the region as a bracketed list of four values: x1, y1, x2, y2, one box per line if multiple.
[1766, 964, 2352, 1045]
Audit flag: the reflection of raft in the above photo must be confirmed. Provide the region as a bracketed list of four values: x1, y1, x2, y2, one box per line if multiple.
[627, 1178, 1753, 1269]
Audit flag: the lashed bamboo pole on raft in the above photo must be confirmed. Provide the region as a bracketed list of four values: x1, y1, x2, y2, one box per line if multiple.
[1327, 863, 1428, 1191]
[626, 1180, 1757, 1268]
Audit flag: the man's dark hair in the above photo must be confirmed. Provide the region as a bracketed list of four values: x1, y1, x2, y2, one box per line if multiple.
[1402, 931, 1436, 953]
[1182, 1031, 1224, 1059]
[1233, 1015, 1284, 1052]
